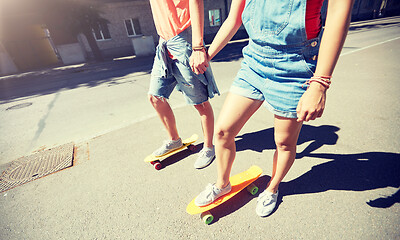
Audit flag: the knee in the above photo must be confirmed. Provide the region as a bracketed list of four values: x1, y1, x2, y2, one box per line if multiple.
[215, 125, 234, 146]
[275, 136, 297, 152]
[194, 101, 211, 115]
[149, 94, 165, 107]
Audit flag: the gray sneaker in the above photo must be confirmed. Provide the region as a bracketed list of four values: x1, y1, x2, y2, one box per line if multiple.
[195, 183, 232, 207]
[256, 190, 279, 217]
[152, 138, 183, 157]
[194, 147, 215, 169]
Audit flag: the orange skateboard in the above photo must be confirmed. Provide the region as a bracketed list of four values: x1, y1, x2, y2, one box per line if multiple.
[144, 134, 198, 170]
[186, 165, 263, 224]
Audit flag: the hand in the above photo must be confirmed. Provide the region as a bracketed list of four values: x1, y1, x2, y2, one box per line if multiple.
[296, 82, 327, 122]
[189, 49, 209, 75]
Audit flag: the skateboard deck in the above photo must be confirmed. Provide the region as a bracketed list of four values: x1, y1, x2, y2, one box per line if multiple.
[144, 134, 198, 170]
[186, 165, 263, 224]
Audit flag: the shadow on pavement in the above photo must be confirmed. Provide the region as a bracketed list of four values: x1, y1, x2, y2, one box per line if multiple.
[367, 188, 400, 208]
[0, 56, 154, 103]
[235, 125, 400, 209]
[235, 125, 340, 157]
[281, 151, 400, 208]
[157, 143, 202, 169]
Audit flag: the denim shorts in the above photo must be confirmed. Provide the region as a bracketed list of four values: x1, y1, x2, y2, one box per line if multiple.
[230, 37, 320, 118]
[148, 29, 217, 105]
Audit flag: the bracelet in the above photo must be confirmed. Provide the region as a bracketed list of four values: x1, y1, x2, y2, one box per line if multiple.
[192, 45, 206, 51]
[304, 75, 332, 89]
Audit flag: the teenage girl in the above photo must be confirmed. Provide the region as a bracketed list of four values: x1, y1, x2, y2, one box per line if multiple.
[192, 0, 355, 216]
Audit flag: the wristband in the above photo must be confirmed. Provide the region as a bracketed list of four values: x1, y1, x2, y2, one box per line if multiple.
[192, 45, 206, 51]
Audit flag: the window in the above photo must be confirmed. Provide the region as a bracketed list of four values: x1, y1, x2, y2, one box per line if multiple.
[93, 23, 111, 41]
[209, 9, 221, 27]
[125, 18, 142, 37]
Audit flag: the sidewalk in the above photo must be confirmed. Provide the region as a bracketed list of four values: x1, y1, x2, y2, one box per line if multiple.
[0, 19, 399, 239]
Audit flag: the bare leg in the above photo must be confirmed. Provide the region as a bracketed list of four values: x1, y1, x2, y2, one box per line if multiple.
[265, 115, 303, 193]
[148, 95, 180, 140]
[214, 93, 263, 189]
[194, 101, 214, 148]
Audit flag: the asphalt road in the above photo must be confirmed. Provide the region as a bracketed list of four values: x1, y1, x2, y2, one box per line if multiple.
[0, 17, 399, 239]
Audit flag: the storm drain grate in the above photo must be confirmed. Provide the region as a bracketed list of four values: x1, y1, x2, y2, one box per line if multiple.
[0, 143, 74, 192]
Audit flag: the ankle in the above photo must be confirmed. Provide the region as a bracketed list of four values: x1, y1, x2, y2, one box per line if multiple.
[265, 187, 278, 194]
[216, 181, 229, 189]
[202, 146, 214, 151]
[203, 143, 213, 149]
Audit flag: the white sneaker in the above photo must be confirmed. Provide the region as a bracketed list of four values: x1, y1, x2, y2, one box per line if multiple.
[194, 147, 215, 169]
[152, 138, 183, 157]
[256, 190, 279, 217]
[195, 183, 232, 207]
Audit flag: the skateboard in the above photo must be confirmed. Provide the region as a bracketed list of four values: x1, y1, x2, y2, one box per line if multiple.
[144, 134, 198, 170]
[186, 165, 263, 224]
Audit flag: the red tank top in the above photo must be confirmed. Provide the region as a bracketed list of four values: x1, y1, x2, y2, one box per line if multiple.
[306, 0, 324, 39]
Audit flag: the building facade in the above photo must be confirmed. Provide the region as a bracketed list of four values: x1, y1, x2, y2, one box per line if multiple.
[78, 0, 235, 59]
[78, 0, 157, 59]
[1, 0, 399, 75]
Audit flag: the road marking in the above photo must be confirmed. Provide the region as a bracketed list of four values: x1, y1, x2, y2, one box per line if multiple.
[341, 36, 400, 56]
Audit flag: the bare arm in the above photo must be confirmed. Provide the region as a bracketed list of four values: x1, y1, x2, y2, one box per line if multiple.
[297, 0, 354, 122]
[315, 0, 354, 76]
[207, 0, 246, 60]
[189, 0, 205, 47]
[188, 0, 208, 74]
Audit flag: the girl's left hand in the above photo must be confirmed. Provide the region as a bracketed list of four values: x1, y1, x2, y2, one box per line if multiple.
[296, 82, 327, 122]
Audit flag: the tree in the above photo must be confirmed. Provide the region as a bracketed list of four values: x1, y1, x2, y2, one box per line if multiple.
[41, 0, 109, 61]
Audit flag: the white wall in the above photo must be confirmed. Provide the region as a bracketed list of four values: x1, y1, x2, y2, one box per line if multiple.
[0, 43, 18, 75]
[131, 35, 155, 57]
[56, 43, 86, 65]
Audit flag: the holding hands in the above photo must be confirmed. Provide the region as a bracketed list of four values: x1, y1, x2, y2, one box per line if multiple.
[189, 47, 209, 75]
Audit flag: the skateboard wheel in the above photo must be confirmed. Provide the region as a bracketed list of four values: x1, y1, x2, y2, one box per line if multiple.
[151, 161, 162, 170]
[187, 144, 196, 152]
[200, 211, 214, 225]
[246, 183, 258, 196]
[153, 162, 162, 170]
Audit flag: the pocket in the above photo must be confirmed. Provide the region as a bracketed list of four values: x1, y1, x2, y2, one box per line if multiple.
[300, 42, 320, 75]
[300, 55, 317, 76]
[249, 0, 295, 36]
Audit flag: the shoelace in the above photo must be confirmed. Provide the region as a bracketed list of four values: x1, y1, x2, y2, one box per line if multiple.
[162, 140, 170, 147]
[258, 192, 273, 205]
[164, 140, 179, 148]
[205, 184, 219, 202]
[199, 149, 209, 157]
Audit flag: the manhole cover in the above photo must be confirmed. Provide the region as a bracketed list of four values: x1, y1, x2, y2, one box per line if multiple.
[0, 143, 74, 192]
[6, 102, 33, 110]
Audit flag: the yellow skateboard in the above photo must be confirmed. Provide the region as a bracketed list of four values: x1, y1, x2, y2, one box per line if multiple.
[144, 134, 198, 170]
[186, 165, 263, 224]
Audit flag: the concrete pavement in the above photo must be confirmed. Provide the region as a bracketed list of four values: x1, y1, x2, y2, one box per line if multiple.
[0, 18, 399, 239]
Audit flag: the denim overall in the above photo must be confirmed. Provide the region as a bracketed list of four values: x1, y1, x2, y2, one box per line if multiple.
[149, 27, 220, 105]
[231, 0, 322, 118]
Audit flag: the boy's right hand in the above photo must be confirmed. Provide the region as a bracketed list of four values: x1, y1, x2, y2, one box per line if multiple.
[190, 49, 209, 75]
